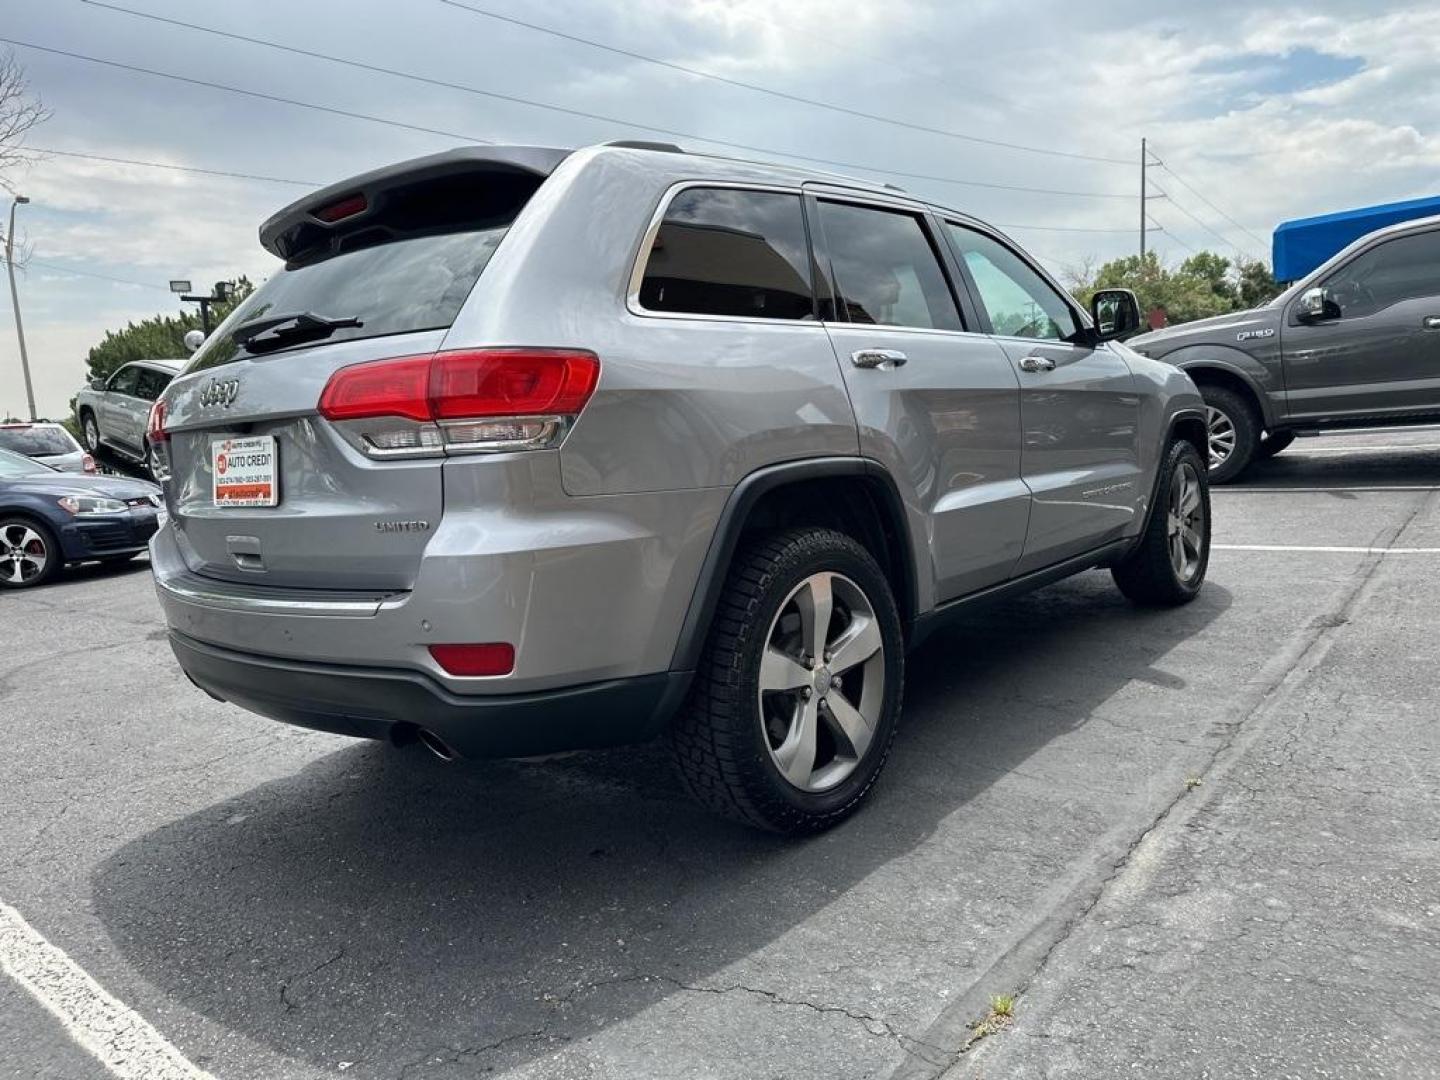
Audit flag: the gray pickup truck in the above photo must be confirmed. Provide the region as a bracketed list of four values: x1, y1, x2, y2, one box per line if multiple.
[1129, 214, 1440, 481]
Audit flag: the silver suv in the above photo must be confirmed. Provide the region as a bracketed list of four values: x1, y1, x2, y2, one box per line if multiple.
[150, 142, 1210, 832]
[76, 358, 182, 469]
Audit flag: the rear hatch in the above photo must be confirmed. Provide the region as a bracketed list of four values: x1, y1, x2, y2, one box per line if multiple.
[160, 146, 569, 590]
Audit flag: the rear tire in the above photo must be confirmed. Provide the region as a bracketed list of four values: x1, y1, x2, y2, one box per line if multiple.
[1112, 440, 1210, 607]
[1200, 385, 1259, 484]
[670, 527, 904, 834]
[0, 516, 62, 589]
[1258, 431, 1295, 459]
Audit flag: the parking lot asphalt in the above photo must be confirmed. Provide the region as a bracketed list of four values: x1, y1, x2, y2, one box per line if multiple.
[4, 429, 1439, 1080]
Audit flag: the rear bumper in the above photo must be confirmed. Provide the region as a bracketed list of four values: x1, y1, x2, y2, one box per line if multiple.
[170, 631, 689, 758]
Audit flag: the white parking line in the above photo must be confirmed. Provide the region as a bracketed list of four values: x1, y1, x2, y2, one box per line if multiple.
[0, 902, 214, 1080]
[1213, 544, 1440, 554]
[1281, 444, 1440, 454]
[1216, 486, 1440, 494]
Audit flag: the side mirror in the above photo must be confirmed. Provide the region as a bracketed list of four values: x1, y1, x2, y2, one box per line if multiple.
[183, 329, 206, 354]
[1091, 288, 1141, 342]
[1297, 286, 1342, 322]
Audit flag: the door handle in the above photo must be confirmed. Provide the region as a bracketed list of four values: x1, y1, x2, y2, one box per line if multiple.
[851, 348, 907, 370]
[1018, 355, 1056, 373]
[1423, 316, 1440, 330]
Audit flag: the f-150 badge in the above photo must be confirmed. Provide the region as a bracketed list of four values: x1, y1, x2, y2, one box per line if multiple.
[1236, 328, 1275, 341]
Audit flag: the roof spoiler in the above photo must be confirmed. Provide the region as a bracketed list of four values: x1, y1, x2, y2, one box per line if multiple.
[258, 145, 572, 261]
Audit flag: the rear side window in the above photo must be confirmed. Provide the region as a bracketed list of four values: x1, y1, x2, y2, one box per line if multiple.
[638, 188, 814, 320]
[818, 201, 961, 331]
[1319, 230, 1440, 319]
[134, 368, 171, 401]
[190, 171, 541, 371]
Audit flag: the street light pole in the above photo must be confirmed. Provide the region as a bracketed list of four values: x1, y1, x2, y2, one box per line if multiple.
[4, 195, 36, 422]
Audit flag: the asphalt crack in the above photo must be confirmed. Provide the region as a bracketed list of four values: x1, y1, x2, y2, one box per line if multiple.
[278, 947, 346, 1013]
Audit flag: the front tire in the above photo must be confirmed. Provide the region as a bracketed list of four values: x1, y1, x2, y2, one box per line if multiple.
[1200, 385, 1259, 484]
[670, 528, 904, 834]
[1258, 431, 1295, 459]
[81, 410, 101, 454]
[0, 517, 62, 589]
[1112, 440, 1210, 607]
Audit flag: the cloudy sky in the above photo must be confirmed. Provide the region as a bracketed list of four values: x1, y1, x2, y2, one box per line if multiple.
[1, 0, 1438, 418]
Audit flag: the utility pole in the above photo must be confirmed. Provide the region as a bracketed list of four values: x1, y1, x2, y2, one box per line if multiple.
[1139, 137, 1147, 260]
[4, 195, 36, 422]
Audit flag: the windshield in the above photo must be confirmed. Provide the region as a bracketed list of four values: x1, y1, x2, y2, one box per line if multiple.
[189, 227, 508, 371]
[0, 447, 55, 477]
[0, 426, 76, 456]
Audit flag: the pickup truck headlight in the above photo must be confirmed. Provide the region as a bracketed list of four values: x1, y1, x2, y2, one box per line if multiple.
[57, 495, 128, 516]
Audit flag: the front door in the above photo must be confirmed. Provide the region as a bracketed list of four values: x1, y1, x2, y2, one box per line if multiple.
[942, 222, 1142, 575]
[812, 195, 1028, 602]
[1283, 227, 1440, 422]
[100, 365, 141, 451]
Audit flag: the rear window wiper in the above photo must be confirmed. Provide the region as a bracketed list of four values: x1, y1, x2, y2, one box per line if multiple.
[231, 311, 363, 353]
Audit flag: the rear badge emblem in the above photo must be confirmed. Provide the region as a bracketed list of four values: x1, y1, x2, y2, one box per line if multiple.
[375, 520, 431, 532]
[198, 377, 241, 409]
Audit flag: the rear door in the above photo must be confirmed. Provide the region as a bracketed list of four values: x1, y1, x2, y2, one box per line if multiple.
[812, 194, 1028, 601]
[160, 158, 556, 590]
[942, 222, 1142, 574]
[1282, 227, 1440, 421]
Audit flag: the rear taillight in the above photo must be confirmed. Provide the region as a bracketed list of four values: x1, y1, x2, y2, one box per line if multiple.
[318, 348, 599, 457]
[146, 400, 168, 444]
[82, 453, 96, 474]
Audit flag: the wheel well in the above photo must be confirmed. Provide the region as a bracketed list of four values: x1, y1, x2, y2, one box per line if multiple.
[738, 475, 914, 628]
[1172, 415, 1206, 461]
[1184, 366, 1262, 423]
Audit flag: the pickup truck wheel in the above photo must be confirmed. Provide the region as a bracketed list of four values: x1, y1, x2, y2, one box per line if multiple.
[1200, 386, 1259, 483]
[1259, 431, 1296, 459]
[81, 411, 101, 453]
[670, 527, 903, 834]
[1112, 440, 1210, 607]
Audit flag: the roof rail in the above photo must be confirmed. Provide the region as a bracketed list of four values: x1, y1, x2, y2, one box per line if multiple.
[603, 140, 686, 154]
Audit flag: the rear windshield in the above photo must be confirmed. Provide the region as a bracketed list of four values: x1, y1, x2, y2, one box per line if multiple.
[0, 426, 76, 456]
[189, 227, 508, 371]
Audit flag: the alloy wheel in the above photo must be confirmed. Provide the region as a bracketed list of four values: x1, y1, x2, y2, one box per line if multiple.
[756, 571, 886, 793]
[0, 522, 49, 585]
[1166, 462, 1206, 583]
[1205, 406, 1235, 469]
[84, 416, 100, 452]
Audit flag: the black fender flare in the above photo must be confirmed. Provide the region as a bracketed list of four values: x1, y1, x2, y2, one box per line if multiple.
[668, 457, 917, 672]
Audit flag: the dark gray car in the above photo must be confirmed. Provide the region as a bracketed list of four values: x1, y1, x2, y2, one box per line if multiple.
[148, 142, 1210, 832]
[1130, 214, 1440, 482]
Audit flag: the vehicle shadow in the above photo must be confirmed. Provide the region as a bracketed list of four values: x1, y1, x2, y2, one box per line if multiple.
[92, 575, 1231, 1076]
[1236, 443, 1440, 490]
[59, 553, 152, 586]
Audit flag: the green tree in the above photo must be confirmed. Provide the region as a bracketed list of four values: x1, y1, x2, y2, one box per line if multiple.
[82, 277, 254, 384]
[1067, 251, 1280, 326]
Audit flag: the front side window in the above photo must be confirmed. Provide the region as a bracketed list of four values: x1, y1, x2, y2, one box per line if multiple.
[946, 224, 1079, 341]
[1319, 230, 1440, 319]
[108, 366, 140, 395]
[638, 188, 814, 320]
[819, 201, 961, 330]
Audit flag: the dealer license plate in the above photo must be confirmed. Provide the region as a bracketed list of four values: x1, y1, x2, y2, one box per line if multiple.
[212, 435, 278, 507]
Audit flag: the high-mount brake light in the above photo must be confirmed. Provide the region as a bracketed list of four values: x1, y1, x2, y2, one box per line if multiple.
[317, 349, 600, 457]
[313, 193, 367, 223]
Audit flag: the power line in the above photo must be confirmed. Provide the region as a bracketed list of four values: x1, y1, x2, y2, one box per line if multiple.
[19, 145, 317, 186]
[1149, 153, 1269, 250]
[62, 9, 1135, 201]
[999, 222, 1139, 234]
[10, 257, 172, 290]
[1153, 186, 1261, 261]
[434, 0, 1135, 167]
[0, 37, 496, 146]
